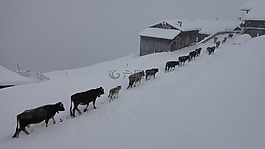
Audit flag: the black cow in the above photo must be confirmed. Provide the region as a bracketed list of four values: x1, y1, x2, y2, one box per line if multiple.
[216, 41, 221, 49]
[127, 71, 145, 89]
[207, 46, 216, 55]
[165, 61, 179, 72]
[213, 37, 218, 43]
[70, 87, 104, 117]
[145, 68, 159, 80]
[228, 33, 233, 38]
[222, 37, 228, 43]
[12, 102, 65, 138]
[178, 56, 190, 66]
[189, 51, 197, 61]
[195, 48, 202, 56]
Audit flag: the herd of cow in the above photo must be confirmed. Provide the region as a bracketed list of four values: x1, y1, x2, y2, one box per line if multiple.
[12, 68, 160, 138]
[12, 33, 233, 138]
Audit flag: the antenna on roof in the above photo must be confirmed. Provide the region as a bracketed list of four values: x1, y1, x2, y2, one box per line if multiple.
[177, 21, 182, 27]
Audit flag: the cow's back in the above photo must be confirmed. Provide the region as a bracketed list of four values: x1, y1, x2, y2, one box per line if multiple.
[71, 89, 99, 104]
[134, 73, 142, 80]
[18, 106, 50, 124]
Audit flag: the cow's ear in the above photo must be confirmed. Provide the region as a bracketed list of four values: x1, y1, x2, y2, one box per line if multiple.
[57, 102, 63, 107]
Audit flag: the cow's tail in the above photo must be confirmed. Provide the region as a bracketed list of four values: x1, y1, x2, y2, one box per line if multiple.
[70, 99, 73, 116]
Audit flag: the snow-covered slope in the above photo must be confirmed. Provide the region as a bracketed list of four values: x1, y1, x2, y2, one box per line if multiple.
[0, 35, 265, 149]
[0, 66, 31, 86]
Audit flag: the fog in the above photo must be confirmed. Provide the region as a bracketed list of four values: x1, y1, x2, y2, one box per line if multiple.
[0, 0, 247, 72]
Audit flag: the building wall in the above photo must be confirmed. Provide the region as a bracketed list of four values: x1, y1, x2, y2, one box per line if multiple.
[243, 20, 265, 37]
[198, 33, 209, 42]
[140, 36, 171, 56]
[173, 30, 199, 51]
[245, 20, 265, 28]
[139, 30, 199, 56]
[243, 28, 265, 37]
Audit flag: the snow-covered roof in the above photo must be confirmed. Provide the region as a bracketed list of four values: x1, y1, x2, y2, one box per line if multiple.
[194, 20, 239, 35]
[164, 20, 200, 31]
[139, 20, 200, 39]
[139, 19, 240, 39]
[139, 28, 181, 40]
[241, 0, 265, 20]
[150, 20, 201, 32]
[0, 66, 31, 86]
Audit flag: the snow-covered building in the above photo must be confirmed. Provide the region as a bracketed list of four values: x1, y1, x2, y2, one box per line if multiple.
[139, 20, 200, 56]
[241, 0, 265, 37]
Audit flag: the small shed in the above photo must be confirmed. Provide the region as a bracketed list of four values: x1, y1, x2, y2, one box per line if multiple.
[241, 0, 265, 37]
[139, 20, 200, 56]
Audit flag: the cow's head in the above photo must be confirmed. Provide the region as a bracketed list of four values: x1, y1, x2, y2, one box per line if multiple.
[154, 68, 159, 73]
[117, 85, 122, 90]
[141, 71, 145, 76]
[97, 87, 105, 97]
[55, 102, 65, 112]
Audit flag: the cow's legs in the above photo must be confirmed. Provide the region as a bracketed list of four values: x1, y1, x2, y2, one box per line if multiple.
[13, 122, 30, 138]
[75, 106, 81, 114]
[84, 104, 89, 112]
[22, 127, 30, 135]
[109, 93, 114, 102]
[130, 81, 133, 88]
[45, 118, 51, 127]
[51, 116, 56, 124]
[12, 128, 21, 138]
[72, 108, 76, 117]
[72, 105, 81, 117]
[44, 117, 56, 126]
[127, 81, 132, 89]
[133, 81, 137, 87]
[93, 100, 97, 109]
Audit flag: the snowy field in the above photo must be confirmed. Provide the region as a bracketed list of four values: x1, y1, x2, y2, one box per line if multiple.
[0, 34, 265, 149]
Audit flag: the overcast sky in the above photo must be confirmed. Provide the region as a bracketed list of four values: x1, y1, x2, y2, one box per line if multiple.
[0, 0, 248, 72]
